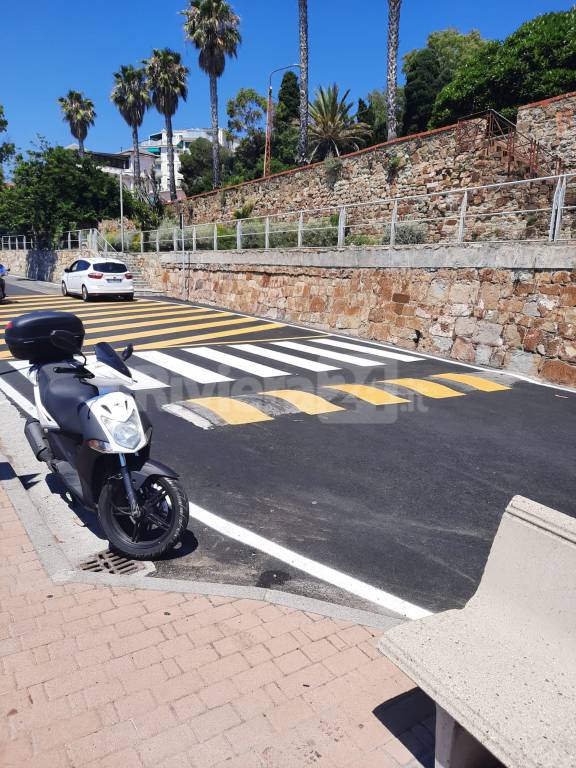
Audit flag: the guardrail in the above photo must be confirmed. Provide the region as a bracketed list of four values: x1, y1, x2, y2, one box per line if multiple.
[1, 173, 574, 255]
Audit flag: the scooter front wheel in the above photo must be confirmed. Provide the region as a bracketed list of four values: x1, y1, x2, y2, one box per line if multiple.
[98, 475, 189, 560]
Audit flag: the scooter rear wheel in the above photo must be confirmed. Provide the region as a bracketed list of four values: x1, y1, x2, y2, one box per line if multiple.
[98, 475, 189, 560]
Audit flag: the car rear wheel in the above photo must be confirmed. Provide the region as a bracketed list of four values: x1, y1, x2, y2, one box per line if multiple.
[81, 285, 90, 302]
[61, 281, 68, 296]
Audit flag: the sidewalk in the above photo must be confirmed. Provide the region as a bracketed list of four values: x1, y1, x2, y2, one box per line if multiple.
[0, 481, 434, 768]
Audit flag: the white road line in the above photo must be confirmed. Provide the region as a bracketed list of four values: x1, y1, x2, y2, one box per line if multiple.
[134, 350, 232, 384]
[187, 501, 430, 620]
[185, 346, 288, 378]
[232, 344, 339, 373]
[163, 403, 213, 430]
[10, 358, 169, 392]
[308, 337, 422, 363]
[273, 341, 385, 368]
[0, 376, 36, 416]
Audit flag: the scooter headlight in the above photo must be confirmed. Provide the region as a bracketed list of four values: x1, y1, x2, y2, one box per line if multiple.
[102, 411, 143, 450]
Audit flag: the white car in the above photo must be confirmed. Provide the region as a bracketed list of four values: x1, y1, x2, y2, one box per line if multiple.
[61, 258, 134, 301]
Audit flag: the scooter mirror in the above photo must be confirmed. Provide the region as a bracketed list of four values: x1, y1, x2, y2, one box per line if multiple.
[50, 329, 81, 354]
[121, 344, 134, 362]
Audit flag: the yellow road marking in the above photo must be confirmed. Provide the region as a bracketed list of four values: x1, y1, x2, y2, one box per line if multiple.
[325, 384, 409, 405]
[187, 397, 272, 425]
[136, 323, 285, 350]
[81, 317, 262, 346]
[0, 301, 165, 318]
[84, 311, 235, 336]
[262, 390, 344, 415]
[0, 305, 216, 326]
[431, 373, 511, 392]
[381, 378, 464, 399]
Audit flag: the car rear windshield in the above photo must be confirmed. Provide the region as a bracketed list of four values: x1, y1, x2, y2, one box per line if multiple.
[93, 263, 128, 274]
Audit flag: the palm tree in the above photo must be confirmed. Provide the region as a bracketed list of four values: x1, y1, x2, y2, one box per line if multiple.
[182, 0, 241, 189]
[386, 0, 402, 140]
[144, 49, 188, 202]
[297, 0, 309, 163]
[111, 65, 150, 192]
[308, 85, 370, 160]
[58, 90, 96, 156]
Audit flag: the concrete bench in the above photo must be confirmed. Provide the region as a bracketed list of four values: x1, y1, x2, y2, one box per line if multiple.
[379, 495, 576, 768]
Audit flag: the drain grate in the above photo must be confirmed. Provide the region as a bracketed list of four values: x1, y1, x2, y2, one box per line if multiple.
[79, 550, 144, 576]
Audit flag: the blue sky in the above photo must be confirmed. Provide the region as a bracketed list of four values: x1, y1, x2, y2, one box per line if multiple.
[2, 0, 571, 155]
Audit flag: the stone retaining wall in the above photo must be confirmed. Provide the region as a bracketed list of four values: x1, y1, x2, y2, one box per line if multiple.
[517, 92, 576, 173]
[0, 249, 77, 283]
[144, 243, 576, 388]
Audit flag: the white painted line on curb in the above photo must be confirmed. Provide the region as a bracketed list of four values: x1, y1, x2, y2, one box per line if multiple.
[0, 377, 36, 416]
[187, 501, 431, 620]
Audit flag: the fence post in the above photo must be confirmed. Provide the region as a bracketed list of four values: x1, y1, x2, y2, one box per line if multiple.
[155, 230, 159, 253]
[337, 206, 347, 247]
[213, 223, 218, 251]
[553, 176, 567, 242]
[549, 176, 562, 242]
[67, 231, 71, 250]
[265, 217, 270, 250]
[77, 230, 81, 250]
[236, 219, 242, 250]
[298, 212, 304, 247]
[193, 225, 197, 252]
[457, 191, 468, 243]
[173, 227, 178, 252]
[23, 235, 27, 250]
[389, 200, 398, 246]
[140, 231, 144, 255]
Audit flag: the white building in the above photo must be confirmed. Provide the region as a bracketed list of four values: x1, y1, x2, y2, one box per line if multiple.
[88, 149, 157, 192]
[139, 127, 231, 195]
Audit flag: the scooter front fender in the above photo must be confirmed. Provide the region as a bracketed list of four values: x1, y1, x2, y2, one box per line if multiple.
[130, 460, 180, 491]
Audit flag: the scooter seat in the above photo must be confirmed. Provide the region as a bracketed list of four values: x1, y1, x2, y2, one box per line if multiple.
[37, 365, 98, 434]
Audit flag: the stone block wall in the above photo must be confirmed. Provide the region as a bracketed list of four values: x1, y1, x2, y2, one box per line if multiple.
[0, 250, 76, 283]
[183, 120, 518, 225]
[517, 92, 576, 173]
[145, 243, 576, 388]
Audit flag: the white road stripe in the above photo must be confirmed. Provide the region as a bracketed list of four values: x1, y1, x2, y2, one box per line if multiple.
[185, 346, 288, 378]
[187, 501, 430, 620]
[134, 351, 232, 384]
[10, 358, 169, 392]
[0, 376, 36, 416]
[308, 337, 422, 362]
[273, 341, 385, 368]
[232, 344, 339, 373]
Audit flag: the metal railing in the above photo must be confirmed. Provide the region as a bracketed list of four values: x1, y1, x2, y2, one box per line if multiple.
[129, 172, 575, 254]
[2, 173, 574, 256]
[455, 110, 563, 177]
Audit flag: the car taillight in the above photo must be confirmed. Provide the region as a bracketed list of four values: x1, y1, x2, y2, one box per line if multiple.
[6, 321, 13, 329]
[125, 273, 133, 280]
[88, 272, 103, 279]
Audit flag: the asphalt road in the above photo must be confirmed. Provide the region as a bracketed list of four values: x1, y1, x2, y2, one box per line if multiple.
[1, 276, 575, 615]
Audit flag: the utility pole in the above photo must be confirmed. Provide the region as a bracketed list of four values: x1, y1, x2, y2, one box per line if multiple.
[119, 171, 125, 255]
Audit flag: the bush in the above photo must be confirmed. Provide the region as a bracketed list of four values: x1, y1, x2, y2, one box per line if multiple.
[383, 221, 427, 244]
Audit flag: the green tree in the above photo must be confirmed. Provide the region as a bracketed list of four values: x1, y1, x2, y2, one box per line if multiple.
[297, 0, 309, 162]
[402, 48, 441, 134]
[273, 71, 300, 167]
[226, 87, 266, 139]
[386, 0, 402, 139]
[308, 85, 371, 160]
[431, 10, 576, 126]
[110, 65, 151, 191]
[182, 0, 242, 189]
[57, 91, 96, 156]
[144, 49, 189, 202]
[402, 29, 486, 133]
[180, 137, 233, 195]
[357, 88, 404, 143]
[0, 105, 15, 182]
[0, 144, 143, 245]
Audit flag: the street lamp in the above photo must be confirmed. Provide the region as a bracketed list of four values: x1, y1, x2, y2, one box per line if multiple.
[263, 64, 301, 178]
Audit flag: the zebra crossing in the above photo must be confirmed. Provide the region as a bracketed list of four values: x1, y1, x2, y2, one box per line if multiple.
[0, 291, 512, 428]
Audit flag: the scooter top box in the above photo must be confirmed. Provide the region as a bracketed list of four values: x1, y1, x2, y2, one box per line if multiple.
[5, 311, 85, 363]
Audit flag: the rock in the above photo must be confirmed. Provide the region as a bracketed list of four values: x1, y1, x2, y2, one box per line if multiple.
[451, 337, 475, 362]
[541, 359, 576, 387]
[505, 350, 541, 376]
[472, 321, 503, 346]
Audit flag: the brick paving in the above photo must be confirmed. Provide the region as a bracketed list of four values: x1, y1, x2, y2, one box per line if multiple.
[0, 483, 434, 767]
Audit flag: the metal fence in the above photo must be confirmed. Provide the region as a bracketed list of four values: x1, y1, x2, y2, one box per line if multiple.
[1, 173, 574, 255]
